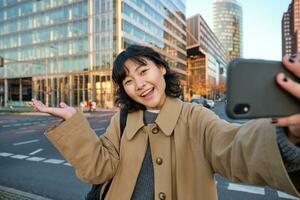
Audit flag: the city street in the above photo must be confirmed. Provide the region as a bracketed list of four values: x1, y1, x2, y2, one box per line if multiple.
[0, 103, 299, 200]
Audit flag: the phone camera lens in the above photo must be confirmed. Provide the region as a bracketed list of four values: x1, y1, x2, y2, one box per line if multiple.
[234, 104, 250, 115]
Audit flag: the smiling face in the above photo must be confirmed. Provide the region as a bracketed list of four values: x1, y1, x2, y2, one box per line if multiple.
[122, 57, 167, 110]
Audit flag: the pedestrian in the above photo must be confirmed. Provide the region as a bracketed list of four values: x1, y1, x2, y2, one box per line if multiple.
[92, 101, 96, 112]
[79, 101, 84, 112]
[88, 100, 92, 112]
[29, 45, 300, 199]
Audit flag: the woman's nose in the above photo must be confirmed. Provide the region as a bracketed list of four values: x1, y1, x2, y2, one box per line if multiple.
[135, 78, 145, 90]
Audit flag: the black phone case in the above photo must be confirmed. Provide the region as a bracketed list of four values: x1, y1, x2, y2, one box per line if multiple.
[226, 58, 300, 119]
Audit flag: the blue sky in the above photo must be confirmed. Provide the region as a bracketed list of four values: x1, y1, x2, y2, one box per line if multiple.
[186, 0, 291, 61]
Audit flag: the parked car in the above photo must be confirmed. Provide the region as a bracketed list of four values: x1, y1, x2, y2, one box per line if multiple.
[207, 99, 215, 109]
[190, 98, 211, 109]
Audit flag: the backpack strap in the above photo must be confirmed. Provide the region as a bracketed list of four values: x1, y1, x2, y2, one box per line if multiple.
[119, 108, 128, 136]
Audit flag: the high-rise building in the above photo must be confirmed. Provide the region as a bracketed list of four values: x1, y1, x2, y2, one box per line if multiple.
[0, 0, 186, 108]
[213, 0, 243, 62]
[187, 14, 227, 99]
[282, 0, 299, 57]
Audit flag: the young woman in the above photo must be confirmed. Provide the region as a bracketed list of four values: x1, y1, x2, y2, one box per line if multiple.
[30, 45, 300, 199]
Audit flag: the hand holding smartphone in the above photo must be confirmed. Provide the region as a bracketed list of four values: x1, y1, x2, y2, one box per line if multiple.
[226, 58, 300, 119]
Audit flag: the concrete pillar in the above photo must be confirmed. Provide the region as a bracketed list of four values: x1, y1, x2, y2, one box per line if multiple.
[56, 77, 60, 106]
[45, 58, 49, 107]
[4, 79, 8, 107]
[19, 78, 22, 105]
[88, 73, 93, 101]
[68, 74, 73, 106]
[83, 75, 86, 103]
[50, 77, 55, 106]
[77, 75, 80, 106]
[32, 77, 37, 100]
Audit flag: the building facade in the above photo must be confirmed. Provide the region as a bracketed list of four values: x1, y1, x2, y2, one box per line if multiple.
[213, 0, 242, 62]
[282, 0, 299, 57]
[0, 0, 186, 108]
[187, 14, 227, 100]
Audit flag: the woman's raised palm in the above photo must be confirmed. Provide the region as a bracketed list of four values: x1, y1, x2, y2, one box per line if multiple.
[29, 99, 77, 120]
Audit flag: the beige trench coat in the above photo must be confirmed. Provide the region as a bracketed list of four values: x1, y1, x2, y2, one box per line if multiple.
[46, 97, 300, 200]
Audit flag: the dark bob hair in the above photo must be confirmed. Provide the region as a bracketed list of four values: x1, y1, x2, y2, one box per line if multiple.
[112, 45, 182, 112]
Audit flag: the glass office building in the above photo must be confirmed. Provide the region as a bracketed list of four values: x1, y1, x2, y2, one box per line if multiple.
[187, 14, 227, 99]
[213, 0, 242, 62]
[0, 0, 186, 108]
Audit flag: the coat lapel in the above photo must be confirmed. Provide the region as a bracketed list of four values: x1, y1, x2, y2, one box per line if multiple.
[125, 97, 183, 140]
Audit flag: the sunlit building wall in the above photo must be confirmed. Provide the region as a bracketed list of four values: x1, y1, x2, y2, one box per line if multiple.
[213, 0, 243, 62]
[187, 14, 227, 99]
[282, 0, 299, 57]
[0, 0, 186, 107]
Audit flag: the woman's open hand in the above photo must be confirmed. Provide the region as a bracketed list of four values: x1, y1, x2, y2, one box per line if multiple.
[29, 99, 76, 120]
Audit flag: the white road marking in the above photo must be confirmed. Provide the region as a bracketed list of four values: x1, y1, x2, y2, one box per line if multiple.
[64, 162, 72, 166]
[0, 152, 70, 167]
[94, 128, 105, 131]
[228, 183, 265, 195]
[2, 125, 11, 127]
[0, 152, 13, 157]
[26, 157, 46, 162]
[13, 124, 21, 127]
[278, 191, 300, 199]
[29, 148, 43, 155]
[13, 139, 39, 146]
[43, 159, 65, 164]
[10, 154, 29, 159]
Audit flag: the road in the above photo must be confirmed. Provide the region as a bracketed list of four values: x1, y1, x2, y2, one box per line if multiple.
[0, 104, 298, 200]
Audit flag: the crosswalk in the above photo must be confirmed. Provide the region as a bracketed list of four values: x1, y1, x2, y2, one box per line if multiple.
[0, 151, 71, 167]
[0, 151, 299, 200]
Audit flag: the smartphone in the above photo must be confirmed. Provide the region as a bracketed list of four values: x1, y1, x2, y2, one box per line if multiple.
[226, 58, 300, 119]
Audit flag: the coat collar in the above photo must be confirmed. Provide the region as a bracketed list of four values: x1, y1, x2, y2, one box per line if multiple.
[125, 97, 183, 140]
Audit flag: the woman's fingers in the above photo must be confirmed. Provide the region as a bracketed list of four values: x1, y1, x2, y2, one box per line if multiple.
[282, 54, 300, 77]
[30, 99, 48, 112]
[275, 54, 300, 99]
[276, 73, 300, 99]
[272, 114, 300, 127]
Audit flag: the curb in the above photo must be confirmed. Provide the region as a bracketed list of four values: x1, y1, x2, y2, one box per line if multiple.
[0, 185, 53, 200]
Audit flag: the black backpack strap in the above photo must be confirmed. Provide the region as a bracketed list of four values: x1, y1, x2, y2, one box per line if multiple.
[119, 108, 128, 136]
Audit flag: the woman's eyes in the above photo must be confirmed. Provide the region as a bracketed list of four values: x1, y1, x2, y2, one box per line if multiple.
[124, 80, 132, 85]
[124, 68, 148, 85]
[140, 69, 148, 75]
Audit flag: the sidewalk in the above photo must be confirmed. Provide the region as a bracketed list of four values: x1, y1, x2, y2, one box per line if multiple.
[0, 107, 116, 116]
[0, 185, 53, 200]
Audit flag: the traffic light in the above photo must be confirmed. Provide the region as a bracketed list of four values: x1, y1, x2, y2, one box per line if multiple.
[0, 57, 3, 68]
